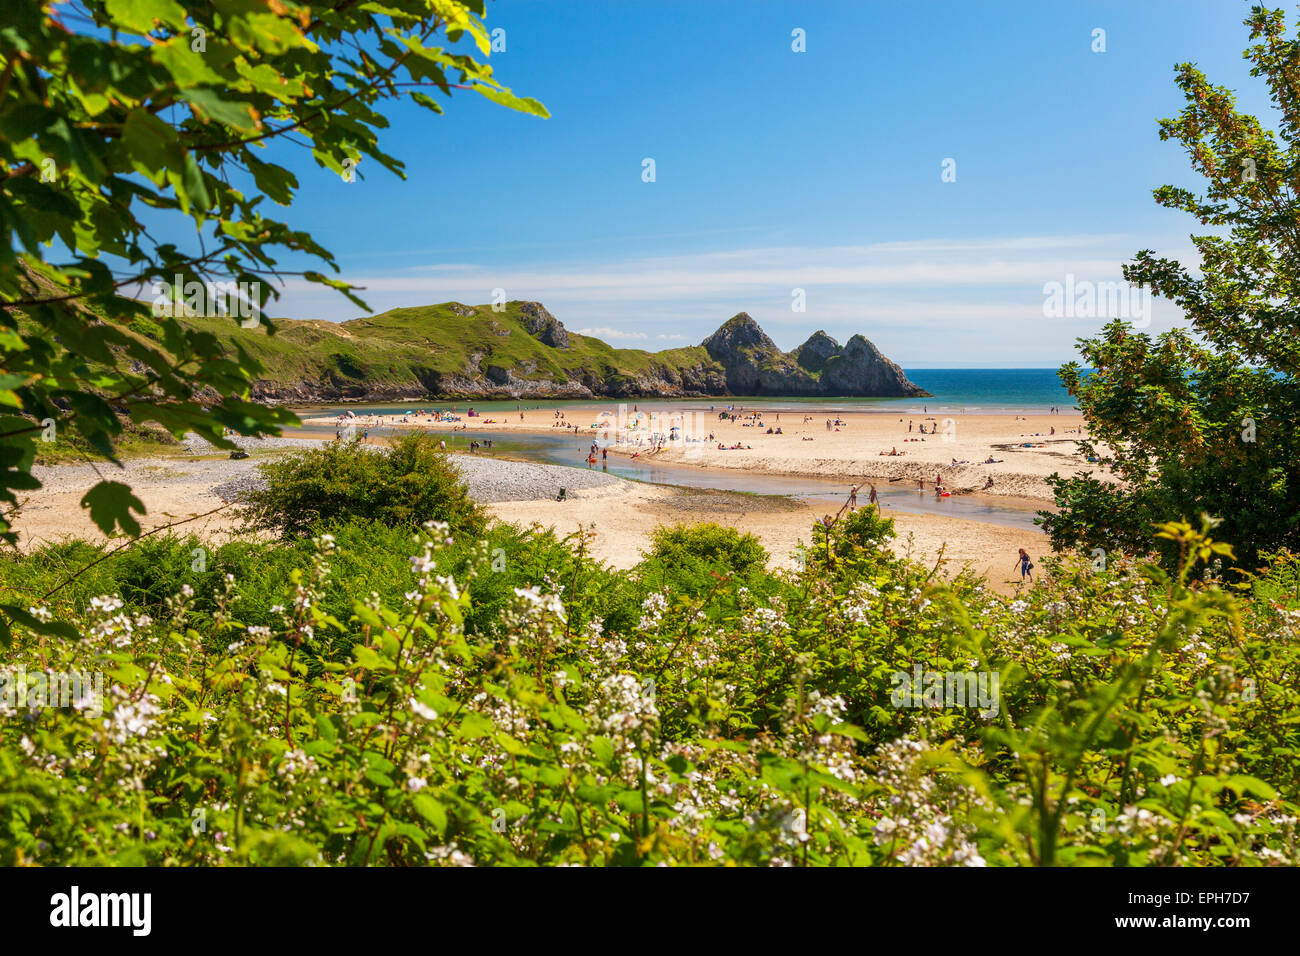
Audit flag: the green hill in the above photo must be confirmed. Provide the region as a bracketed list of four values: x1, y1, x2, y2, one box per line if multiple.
[125, 299, 927, 403]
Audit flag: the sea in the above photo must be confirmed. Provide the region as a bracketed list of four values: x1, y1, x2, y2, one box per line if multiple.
[901, 368, 1074, 413]
[295, 368, 1077, 417]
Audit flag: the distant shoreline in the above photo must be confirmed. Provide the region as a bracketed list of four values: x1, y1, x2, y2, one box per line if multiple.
[268, 368, 1077, 415]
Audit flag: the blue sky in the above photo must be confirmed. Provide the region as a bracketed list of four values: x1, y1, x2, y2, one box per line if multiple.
[257, 0, 1273, 366]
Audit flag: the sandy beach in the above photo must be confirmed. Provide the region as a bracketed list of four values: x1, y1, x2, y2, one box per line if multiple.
[14, 427, 1054, 595]
[302, 402, 1106, 503]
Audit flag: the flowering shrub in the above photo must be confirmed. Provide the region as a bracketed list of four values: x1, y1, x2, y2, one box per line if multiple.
[0, 511, 1296, 866]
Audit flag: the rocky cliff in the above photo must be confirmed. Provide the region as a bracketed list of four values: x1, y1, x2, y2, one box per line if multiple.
[701, 314, 927, 398]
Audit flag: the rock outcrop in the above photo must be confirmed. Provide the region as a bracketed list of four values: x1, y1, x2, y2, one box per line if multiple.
[700, 313, 927, 398]
[822, 334, 922, 396]
[793, 330, 840, 373]
[517, 301, 570, 348]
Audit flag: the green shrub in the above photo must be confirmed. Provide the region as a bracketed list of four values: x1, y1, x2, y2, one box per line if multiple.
[644, 523, 767, 576]
[636, 522, 774, 611]
[3, 512, 1297, 867]
[240, 433, 484, 539]
[1252, 549, 1300, 609]
[0, 518, 621, 653]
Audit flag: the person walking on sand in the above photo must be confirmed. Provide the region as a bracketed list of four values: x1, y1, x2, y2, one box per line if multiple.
[868, 484, 878, 506]
[848, 485, 858, 511]
[1014, 548, 1034, 583]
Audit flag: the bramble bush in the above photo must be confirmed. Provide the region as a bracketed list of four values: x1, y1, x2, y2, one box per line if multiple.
[239, 433, 486, 540]
[0, 499, 1296, 866]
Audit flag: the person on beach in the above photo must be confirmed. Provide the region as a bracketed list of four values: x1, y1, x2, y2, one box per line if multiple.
[869, 484, 878, 506]
[1015, 548, 1034, 583]
[848, 486, 858, 511]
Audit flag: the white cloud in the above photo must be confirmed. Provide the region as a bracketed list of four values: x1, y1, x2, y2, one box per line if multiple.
[270, 233, 1195, 363]
[286, 234, 1194, 305]
[576, 327, 648, 340]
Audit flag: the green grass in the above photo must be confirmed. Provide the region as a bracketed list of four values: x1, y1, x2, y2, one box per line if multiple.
[127, 300, 725, 397]
[32, 421, 182, 465]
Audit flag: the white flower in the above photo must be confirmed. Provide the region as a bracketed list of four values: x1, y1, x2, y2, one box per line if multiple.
[409, 698, 438, 721]
[277, 748, 318, 778]
[513, 586, 566, 621]
[638, 591, 669, 631]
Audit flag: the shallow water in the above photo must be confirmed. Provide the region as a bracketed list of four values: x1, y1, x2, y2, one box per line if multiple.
[289, 419, 1048, 532]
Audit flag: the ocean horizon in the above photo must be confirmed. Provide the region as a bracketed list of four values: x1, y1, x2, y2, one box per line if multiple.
[292, 369, 1080, 418]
